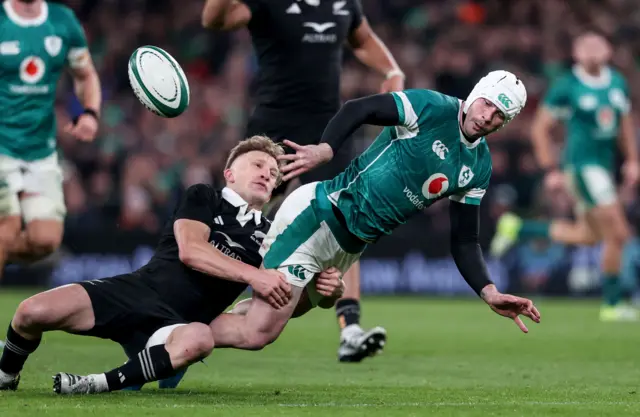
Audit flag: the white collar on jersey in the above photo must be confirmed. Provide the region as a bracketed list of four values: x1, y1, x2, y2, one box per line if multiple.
[222, 187, 262, 226]
[3, 0, 49, 27]
[573, 65, 611, 89]
[457, 99, 482, 149]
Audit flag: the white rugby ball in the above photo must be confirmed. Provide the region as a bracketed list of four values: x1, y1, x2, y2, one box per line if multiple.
[128, 46, 190, 118]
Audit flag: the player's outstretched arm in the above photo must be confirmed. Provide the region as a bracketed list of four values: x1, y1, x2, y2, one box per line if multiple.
[531, 106, 565, 192]
[449, 201, 541, 333]
[175, 219, 291, 308]
[348, 19, 405, 93]
[279, 94, 399, 181]
[202, 0, 251, 31]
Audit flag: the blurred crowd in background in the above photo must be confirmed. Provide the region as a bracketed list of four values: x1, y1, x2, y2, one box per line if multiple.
[54, 0, 640, 261]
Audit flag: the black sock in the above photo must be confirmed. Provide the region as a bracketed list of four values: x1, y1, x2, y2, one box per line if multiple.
[103, 345, 173, 391]
[336, 298, 361, 329]
[0, 323, 41, 375]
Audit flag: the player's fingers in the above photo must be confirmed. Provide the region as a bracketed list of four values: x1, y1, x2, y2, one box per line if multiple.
[266, 295, 282, 309]
[514, 316, 528, 333]
[531, 305, 541, 321]
[278, 154, 299, 161]
[271, 289, 287, 308]
[282, 139, 303, 150]
[280, 159, 306, 174]
[282, 167, 309, 182]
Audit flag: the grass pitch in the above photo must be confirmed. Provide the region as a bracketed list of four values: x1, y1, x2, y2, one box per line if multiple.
[1, 289, 639, 416]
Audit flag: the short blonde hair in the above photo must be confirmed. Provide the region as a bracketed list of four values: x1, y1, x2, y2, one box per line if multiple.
[225, 135, 285, 185]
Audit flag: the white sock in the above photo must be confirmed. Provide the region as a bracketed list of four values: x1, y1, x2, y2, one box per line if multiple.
[0, 368, 17, 380]
[91, 374, 110, 392]
[341, 324, 363, 338]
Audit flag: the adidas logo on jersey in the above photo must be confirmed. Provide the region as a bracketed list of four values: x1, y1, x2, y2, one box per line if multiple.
[432, 140, 448, 160]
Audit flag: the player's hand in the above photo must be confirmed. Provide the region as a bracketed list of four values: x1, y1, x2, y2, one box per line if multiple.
[249, 269, 292, 309]
[543, 169, 565, 193]
[315, 267, 344, 298]
[379, 73, 405, 93]
[622, 160, 640, 188]
[278, 140, 334, 182]
[480, 284, 541, 333]
[64, 114, 98, 142]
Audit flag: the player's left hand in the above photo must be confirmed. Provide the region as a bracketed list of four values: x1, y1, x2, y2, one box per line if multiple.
[315, 267, 344, 298]
[379, 74, 405, 93]
[622, 159, 640, 188]
[278, 140, 334, 182]
[481, 285, 541, 333]
[65, 114, 98, 142]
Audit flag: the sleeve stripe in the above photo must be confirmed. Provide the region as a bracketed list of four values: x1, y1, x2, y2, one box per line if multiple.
[449, 188, 485, 205]
[393, 91, 418, 131]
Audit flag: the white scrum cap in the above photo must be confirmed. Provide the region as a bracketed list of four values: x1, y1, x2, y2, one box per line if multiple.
[463, 70, 527, 125]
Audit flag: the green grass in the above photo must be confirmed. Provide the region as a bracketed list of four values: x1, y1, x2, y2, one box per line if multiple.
[1, 289, 640, 416]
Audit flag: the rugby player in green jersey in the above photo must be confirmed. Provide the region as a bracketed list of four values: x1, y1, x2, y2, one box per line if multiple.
[202, 70, 540, 354]
[491, 33, 639, 322]
[0, 0, 101, 282]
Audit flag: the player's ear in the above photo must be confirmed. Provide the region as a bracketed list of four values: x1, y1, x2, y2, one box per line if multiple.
[223, 168, 235, 184]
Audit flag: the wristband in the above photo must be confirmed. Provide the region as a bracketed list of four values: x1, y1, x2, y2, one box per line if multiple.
[385, 69, 405, 80]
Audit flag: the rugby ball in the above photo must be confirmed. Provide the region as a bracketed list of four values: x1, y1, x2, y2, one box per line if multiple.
[128, 46, 190, 118]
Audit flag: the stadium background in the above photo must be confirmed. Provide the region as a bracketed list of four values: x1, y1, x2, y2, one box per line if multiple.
[3, 0, 640, 300]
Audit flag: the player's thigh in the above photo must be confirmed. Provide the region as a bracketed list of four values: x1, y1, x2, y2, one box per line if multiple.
[262, 183, 362, 307]
[245, 285, 305, 336]
[587, 202, 630, 243]
[19, 153, 66, 225]
[13, 283, 95, 332]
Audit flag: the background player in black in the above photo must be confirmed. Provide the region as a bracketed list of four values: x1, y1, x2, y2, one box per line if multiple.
[0, 136, 315, 392]
[203, 0, 404, 363]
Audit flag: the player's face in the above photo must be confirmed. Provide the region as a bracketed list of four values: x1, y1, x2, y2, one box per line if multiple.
[225, 150, 279, 207]
[573, 34, 612, 69]
[463, 98, 506, 138]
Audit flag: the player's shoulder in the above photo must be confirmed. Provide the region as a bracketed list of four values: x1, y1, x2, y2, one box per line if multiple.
[609, 67, 628, 86]
[47, 2, 77, 19]
[185, 183, 219, 202]
[397, 89, 459, 108]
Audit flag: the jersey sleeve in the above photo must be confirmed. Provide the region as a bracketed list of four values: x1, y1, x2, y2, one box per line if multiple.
[174, 184, 216, 224]
[449, 170, 491, 206]
[390, 89, 450, 139]
[63, 8, 90, 69]
[348, 0, 365, 33]
[616, 75, 632, 115]
[542, 76, 572, 119]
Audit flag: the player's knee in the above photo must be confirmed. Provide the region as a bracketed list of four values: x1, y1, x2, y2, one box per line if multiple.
[176, 323, 215, 361]
[579, 227, 599, 246]
[13, 296, 52, 331]
[26, 227, 62, 256]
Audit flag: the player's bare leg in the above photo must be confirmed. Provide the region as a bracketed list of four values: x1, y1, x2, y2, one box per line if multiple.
[0, 284, 96, 390]
[8, 193, 63, 262]
[588, 203, 636, 321]
[54, 323, 215, 394]
[210, 286, 304, 350]
[336, 261, 386, 362]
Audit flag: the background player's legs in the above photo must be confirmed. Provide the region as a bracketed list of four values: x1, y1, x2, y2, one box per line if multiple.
[587, 203, 635, 320]
[0, 284, 95, 389]
[0, 215, 21, 283]
[59, 323, 216, 394]
[9, 216, 63, 263]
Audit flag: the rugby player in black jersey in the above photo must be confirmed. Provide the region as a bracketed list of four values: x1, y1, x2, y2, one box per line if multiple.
[0, 136, 344, 393]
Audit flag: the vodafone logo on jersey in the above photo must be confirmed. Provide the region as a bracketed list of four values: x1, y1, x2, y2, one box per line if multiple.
[421, 173, 449, 199]
[19, 56, 45, 84]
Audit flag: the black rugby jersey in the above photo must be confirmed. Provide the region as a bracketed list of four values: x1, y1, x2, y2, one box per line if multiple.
[244, 0, 364, 114]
